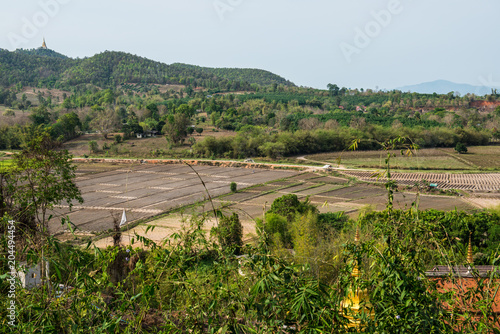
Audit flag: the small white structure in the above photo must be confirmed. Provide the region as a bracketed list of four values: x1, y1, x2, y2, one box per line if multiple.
[18, 262, 49, 289]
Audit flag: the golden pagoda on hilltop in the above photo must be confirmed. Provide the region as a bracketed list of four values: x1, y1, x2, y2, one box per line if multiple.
[41, 38, 47, 49]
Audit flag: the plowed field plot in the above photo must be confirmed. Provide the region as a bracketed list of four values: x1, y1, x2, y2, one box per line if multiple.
[289, 184, 342, 196]
[306, 146, 500, 171]
[307, 176, 349, 184]
[341, 171, 500, 192]
[93, 171, 476, 247]
[48, 163, 297, 234]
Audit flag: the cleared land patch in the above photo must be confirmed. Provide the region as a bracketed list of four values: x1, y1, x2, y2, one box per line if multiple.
[59, 165, 486, 247]
[49, 162, 297, 234]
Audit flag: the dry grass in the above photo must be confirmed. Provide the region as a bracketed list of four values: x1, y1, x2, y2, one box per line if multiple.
[64, 128, 236, 158]
[0, 106, 31, 127]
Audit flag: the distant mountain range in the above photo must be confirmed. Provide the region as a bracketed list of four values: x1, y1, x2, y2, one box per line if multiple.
[0, 47, 295, 90]
[397, 80, 498, 96]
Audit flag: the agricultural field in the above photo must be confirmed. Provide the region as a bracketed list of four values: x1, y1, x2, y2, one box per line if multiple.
[84, 165, 478, 248]
[49, 162, 297, 236]
[306, 146, 500, 171]
[341, 170, 500, 192]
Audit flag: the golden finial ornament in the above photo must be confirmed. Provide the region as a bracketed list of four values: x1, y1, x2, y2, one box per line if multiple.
[467, 233, 474, 264]
[341, 225, 373, 329]
[351, 226, 361, 278]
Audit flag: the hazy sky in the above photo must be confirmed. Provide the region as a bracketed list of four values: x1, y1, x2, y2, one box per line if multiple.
[1, 0, 499, 90]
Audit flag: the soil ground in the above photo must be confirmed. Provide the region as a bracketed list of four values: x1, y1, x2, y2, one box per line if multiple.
[70, 166, 480, 248]
[306, 146, 500, 171]
[49, 162, 296, 236]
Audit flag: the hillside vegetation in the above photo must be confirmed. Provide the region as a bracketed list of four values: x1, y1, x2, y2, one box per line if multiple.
[1, 48, 500, 168]
[1, 136, 499, 332]
[0, 49, 294, 91]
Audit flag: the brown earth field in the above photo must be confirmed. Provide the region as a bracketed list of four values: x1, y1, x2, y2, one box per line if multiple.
[49, 162, 486, 248]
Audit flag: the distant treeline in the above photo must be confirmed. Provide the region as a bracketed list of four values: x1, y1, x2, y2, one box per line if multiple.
[192, 126, 490, 159]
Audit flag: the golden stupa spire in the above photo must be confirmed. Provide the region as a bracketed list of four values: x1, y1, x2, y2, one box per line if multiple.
[467, 233, 474, 264]
[341, 225, 374, 329]
[352, 226, 361, 278]
[42, 37, 47, 49]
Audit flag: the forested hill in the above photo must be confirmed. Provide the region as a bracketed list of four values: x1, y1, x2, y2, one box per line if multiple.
[0, 49, 295, 91]
[14, 48, 69, 59]
[169, 63, 294, 87]
[0, 49, 77, 87]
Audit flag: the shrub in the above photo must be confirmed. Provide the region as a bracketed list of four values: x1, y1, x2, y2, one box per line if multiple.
[317, 212, 348, 232]
[215, 212, 243, 254]
[230, 182, 237, 193]
[455, 142, 467, 154]
[262, 212, 291, 247]
[3, 109, 15, 116]
[268, 194, 317, 222]
[88, 140, 98, 153]
[114, 134, 122, 144]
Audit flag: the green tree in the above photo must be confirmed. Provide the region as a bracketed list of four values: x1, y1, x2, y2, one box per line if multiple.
[327, 83, 340, 97]
[51, 112, 81, 140]
[88, 140, 98, 153]
[30, 106, 51, 126]
[7, 131, 83, 283]
[230, 182, 237, 193]
[176, 104, 196, 118]
[455, 142, 468, 154]
[162, 113, 190, 145]
[146, 102, 159, 120]
[9, 132, 83, 231]
[195, 127, 204, 136]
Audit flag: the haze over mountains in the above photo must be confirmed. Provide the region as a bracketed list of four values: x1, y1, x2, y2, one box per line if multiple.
[397, 80, 498, 96]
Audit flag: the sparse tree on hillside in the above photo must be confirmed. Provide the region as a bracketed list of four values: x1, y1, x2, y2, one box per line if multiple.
[162, 113, 190, 145]
[90, 108, 119, 139]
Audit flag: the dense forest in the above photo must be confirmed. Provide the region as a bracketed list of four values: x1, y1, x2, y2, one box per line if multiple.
[0, 49, 293, 91]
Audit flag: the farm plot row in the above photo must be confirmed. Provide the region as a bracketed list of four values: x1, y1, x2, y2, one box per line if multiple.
[48, 163, 297, 234]
[341, 171, 500, 192]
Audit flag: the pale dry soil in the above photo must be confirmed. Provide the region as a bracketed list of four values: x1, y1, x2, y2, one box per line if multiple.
[89, 170, 482, 248]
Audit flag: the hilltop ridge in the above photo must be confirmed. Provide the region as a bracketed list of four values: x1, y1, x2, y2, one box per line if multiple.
[0, 48, 295, 90]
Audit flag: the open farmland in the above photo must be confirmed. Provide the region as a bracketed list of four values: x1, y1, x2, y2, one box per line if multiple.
[341, 170, 500, 192]
[91, 168, 478, 248]
[48, 162, 298, 235]
[306, 146, 500, 171]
